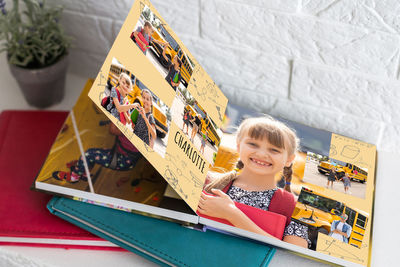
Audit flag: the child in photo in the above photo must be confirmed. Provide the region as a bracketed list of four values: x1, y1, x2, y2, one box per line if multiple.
[106, 73, 136, 123]
[190, 115, 202, 142]
[198, 117, 310, 248]
[132, 21, 167, 55]
[162, 46, 182, 91]
[52, 123, 142, 183]
[131, 89, 157, 148]
[182, 109, 191, 135]
[341, 172, 351, 194]
[326, 167, 337, 189]
[329, 214, 352, 243]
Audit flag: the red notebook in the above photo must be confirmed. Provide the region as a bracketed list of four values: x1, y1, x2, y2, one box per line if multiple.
[198, 192, 287, 240]
[0, 110, 122, 250]
[131, 31, 150, 52]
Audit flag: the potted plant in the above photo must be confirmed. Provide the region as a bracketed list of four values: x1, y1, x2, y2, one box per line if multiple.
[0, 0, 71, 108]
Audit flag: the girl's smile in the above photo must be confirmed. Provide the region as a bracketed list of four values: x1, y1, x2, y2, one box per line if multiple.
[119, 78, 131, 95]
[249, 157, 272, 167]
[238, 135, 293, 177]
[142, 91, 152, 112]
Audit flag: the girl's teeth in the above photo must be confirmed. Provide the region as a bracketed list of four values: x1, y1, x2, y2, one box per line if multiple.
[251, 159, 271, 166]
[253, 159, 269, 166]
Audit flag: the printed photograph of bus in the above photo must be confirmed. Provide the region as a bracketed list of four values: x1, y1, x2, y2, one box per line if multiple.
[303, 152, 368, 199]
[292, 187, 368, 250]
[130, 5, 195, 91]
[170, 86, 222, 165]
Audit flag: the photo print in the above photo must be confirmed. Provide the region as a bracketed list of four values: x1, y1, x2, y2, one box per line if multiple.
[101, 57, 171, 158]
[170, 87, 222, 165]
[303, 152, 368, 199]
[293, 187, 369, 250]
[130, 5, 195, 92]
[197, 103, 370, 256]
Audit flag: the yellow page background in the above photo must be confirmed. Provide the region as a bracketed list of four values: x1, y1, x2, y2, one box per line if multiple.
[88, 0, 226, 211]
[314, 133, 376, 266]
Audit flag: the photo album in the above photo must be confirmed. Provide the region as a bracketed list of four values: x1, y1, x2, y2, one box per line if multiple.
[34, 1, 376, 266]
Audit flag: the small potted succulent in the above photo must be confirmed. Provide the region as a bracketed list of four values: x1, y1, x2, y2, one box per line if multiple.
[0, 0, 71, 108]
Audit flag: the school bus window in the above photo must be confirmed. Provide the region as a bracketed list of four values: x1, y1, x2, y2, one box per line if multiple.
[193, 104, 206, 118]
[298, 191, 316, 205]
[334, 202, 344, 214]
[359, 168, 367, 175]
[210, 118, 217, 130]
[356, 214, 367, 228]
[298, 191, 343, 213]
[136, 79, 147, 91]
[188, 57, 195, 69]
[159, 24, 179, 51]
[345, 208, 357, 226]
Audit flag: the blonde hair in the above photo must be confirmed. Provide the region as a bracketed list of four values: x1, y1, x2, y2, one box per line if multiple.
[204, 116, 299, 193]
[141, 88, 153, 112]
[118, 72, 132, 90]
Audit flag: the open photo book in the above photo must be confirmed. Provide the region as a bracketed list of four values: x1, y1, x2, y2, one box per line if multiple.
[34, 1, 376, 266]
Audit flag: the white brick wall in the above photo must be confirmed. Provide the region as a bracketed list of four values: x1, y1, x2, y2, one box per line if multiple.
[49, 0, 399, 152]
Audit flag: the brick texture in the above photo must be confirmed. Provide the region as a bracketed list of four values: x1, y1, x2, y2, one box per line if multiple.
[48, 0, 400, 152]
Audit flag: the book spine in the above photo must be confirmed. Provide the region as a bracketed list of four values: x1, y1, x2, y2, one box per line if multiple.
[46, 196, 61, 214]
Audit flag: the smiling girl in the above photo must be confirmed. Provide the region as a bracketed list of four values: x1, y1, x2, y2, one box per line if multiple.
[131, 89, 156, 148]
[107, 73, 136, 123]
[198, 116, 309, 248]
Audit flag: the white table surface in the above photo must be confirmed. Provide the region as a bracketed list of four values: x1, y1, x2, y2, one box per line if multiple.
[1, 54, 398, 266]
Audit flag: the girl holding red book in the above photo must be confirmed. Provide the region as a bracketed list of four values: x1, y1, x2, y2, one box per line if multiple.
[132, 21, 167, 54]
[199, 116, 310, 247]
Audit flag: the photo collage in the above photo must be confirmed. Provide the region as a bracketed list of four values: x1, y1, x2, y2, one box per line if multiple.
[99, 5, 222, 165]
[34, 1, 375, 266]
[85, 0, 228, 212]
[202, 103, 373, 260]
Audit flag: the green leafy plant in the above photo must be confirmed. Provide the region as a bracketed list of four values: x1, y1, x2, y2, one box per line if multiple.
[0, 0, 71, 68]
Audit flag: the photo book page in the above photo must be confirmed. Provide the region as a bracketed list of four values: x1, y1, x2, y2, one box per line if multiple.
[34, 1, 376, 266]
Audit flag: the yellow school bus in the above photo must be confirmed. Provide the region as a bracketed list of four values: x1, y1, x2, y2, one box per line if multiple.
[318, 161, 367, 183]
[342, 163, 368, 183]
[292, 187, 368, 249]
[184, 103, 221, 147]
[149, 23, 193, 87]
[107, 63, 169, 138]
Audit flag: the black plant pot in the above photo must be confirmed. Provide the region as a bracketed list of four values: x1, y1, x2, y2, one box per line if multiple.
[8, 55, 69, 108]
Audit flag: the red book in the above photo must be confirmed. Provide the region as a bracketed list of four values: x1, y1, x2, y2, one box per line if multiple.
[135, 31, 150, 52]
[0, 110, 122, 250]
[198, 192, 287, 240]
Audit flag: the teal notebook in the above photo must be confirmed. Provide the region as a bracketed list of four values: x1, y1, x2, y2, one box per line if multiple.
[47, 197, 275, 267]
